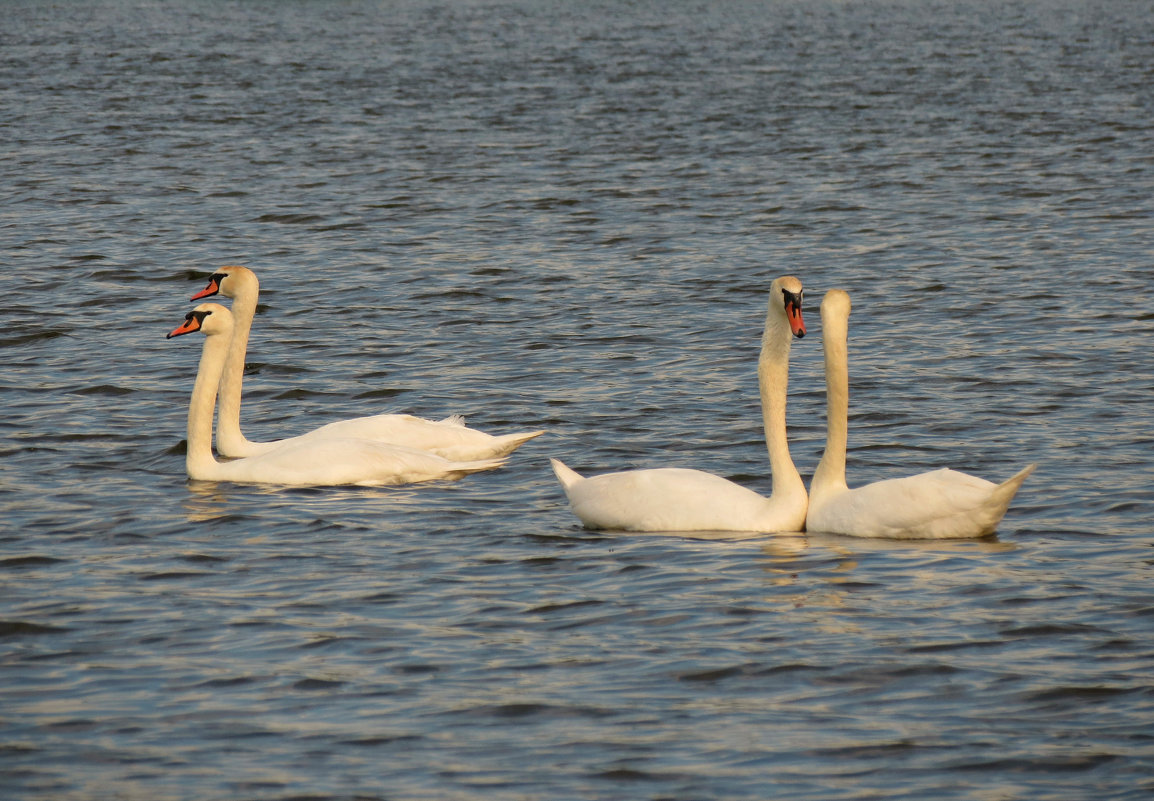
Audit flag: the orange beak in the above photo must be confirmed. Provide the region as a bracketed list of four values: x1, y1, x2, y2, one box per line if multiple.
[167, 313, 203, 339]
[190, 275, 222, 301]
[786, 303, 806, 338]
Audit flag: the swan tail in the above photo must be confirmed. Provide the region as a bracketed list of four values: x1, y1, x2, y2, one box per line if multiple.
[993, 463, 1036, 506]
[431, 416, 543, 456]
[549, 458, 584, 490]
[975, 463, 1036, 535]
[490, 429, 546, 456]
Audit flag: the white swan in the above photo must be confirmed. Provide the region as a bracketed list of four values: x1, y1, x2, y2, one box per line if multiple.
[806, 289, 1035, 539]
[167, 303, 506, 486]
[189, 265, 543, 460]
[550, 276, 809, 533]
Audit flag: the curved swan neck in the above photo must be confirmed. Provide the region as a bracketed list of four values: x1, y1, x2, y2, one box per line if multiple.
[216, 278, 258, 453]
[813, 295, 850, 494]
[186, 329, 231, 479]
[758, 312, 804, 498]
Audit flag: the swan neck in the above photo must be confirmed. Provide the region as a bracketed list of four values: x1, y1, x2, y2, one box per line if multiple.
[758, 318, 803, 498]
[216, 285, 257, 452]
[186, 332, 228, 479]
[813, 309, 849, 495]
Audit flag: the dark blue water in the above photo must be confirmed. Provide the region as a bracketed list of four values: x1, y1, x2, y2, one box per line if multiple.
[2, 1, 1152, 799]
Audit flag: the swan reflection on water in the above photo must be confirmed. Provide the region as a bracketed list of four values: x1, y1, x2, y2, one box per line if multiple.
[756, 533, 1018, 631]
[180, 479, 429, 525]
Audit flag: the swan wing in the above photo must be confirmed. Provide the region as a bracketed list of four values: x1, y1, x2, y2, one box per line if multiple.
[298, 413, 543, 461]
[213, 437, 504, 486]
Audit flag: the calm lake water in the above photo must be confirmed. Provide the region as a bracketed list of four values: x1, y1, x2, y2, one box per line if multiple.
[2, 1, 1152, 799]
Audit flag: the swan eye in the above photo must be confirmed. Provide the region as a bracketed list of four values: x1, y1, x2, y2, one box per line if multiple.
[782, 289, 802, 310]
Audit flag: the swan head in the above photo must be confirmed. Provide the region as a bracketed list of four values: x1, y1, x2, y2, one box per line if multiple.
[770, 275, 806, 338]
[820, 289, 851, 322]
[190, 265, 257, 301]
[166, 302, 234, 339]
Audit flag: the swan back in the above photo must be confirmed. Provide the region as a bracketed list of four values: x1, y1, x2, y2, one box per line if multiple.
[808, 464, 1036, 539]
[552, 460, 801, 533]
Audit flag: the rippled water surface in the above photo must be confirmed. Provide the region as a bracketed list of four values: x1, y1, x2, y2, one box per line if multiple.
[2, 1, 1153, 799]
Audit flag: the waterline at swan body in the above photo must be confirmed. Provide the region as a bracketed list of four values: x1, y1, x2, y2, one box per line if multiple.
[168, 304, 506, 487]
[550, 276, 809, 534]
[805, 289, 1035, 539]
[190, 266, 543, 461]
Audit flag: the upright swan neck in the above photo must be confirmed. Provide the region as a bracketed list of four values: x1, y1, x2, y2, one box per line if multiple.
[813, 295, 850, 494]
[216, 277, 258, 452]
[186, 330, 230, 479]
[758, 312, 804, 498]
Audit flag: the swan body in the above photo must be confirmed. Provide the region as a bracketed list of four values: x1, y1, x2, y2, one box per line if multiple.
[168, 304, 506, 486]
[550, 460, 802, 533]
[805, 289, 1035, 539]
[190, 266, 543, 460]
[551, 276, 810, 533]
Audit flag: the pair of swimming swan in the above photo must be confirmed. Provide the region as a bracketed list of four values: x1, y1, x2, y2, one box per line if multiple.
[168, 266, 542, 487]
[550, 278, 1035, 540]
[168, 268, 1032, 537]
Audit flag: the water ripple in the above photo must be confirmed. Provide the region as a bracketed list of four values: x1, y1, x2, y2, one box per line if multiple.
[1, 1, 1151, 800]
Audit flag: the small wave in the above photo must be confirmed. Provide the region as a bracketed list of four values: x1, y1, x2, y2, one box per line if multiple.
[525, 599, 604, 615]
[193, 676, 259, 688]
[273, 388, 333, 400]
[678, 663, 753, 682]
[951, 752, 1120, 773]
[449, 702, 613, 720]
[70, 384, 136, 396]
[0, 555, 67, 568]
[293, 677, 346, 691]
[354, 387, 408, 399]
[137, 571, 214, 581]
[1024, 685, 1140, 704]
[254, 213, 325, 224]
[0, 329, 69, 347]
[0, 620, 71, 637]
[339, 734, 422, 747]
